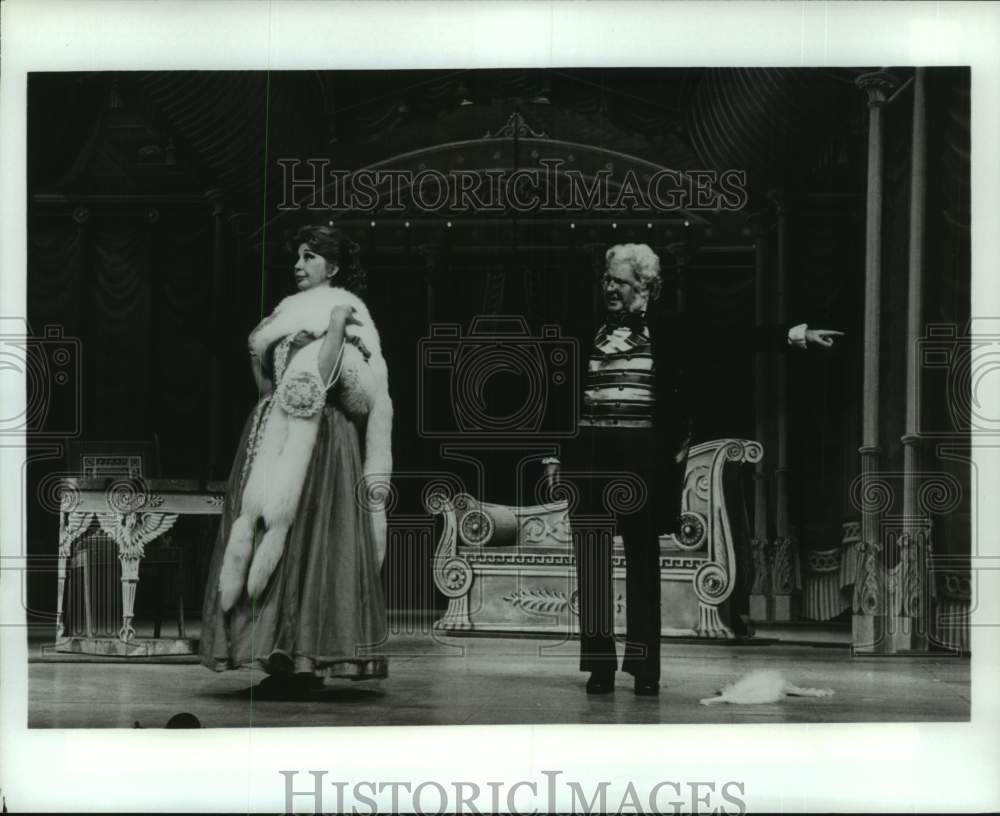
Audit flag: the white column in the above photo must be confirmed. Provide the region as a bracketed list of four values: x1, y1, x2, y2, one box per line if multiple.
[769, 190, 798, 621]
[853, 70, 898, 654]
[899, 68, 931, 652]
[749, 219, 772, 621]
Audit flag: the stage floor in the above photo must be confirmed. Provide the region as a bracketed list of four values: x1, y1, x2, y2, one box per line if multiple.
[27, 627, 970, 728]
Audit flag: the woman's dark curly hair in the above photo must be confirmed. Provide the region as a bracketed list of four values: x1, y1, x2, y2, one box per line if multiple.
[288, 224, 366, 293]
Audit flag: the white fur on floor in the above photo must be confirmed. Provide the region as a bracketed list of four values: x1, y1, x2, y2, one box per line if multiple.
[700, 669, 835, 705]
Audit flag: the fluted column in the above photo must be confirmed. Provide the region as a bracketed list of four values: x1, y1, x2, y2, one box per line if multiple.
[900, 68, 931, 651]
[748, 216, 772, 620]
[665, 241, 692, 315]
[585, 243, 606, 318]
[417, 243, 443, 326]
[768, 190, 797, 621]
[853, 70, 898, 653]
[207, 190, 225, 480]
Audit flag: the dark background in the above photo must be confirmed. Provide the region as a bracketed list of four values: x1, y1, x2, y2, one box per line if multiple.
[23, 68, 970, 629]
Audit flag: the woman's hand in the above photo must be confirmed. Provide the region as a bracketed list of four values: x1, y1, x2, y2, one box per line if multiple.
[329, 305, 370, 360]
[319, 304, 366, 386]
[347, 333, 372, 361]
[330, 304, 362, 327]
[250, 352, 273, 395]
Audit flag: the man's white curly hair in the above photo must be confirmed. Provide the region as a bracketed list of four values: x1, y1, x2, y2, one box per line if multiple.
[605, 243, 663, 301]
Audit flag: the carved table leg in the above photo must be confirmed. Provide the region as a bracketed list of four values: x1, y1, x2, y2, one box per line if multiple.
[177, 594, 186, 639]
[119, 555, 141, 642]
[81, 551, 93, 637]
[55, 551, 68, 642]
[97, 511, 179, 643]
[57, 511, 95, 642]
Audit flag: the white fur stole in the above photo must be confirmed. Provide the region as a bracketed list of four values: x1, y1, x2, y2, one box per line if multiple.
[699, 669, 834, 705]
[218, 285, 393, 612]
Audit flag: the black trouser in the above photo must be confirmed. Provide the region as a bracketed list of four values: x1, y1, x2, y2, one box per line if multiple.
[571, 426, 661, 681]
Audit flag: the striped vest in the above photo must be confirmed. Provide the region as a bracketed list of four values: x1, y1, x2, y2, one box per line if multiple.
[578, 316, 656, 429]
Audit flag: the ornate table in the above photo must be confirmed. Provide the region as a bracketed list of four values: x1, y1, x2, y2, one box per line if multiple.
[52, 477, 226, 657]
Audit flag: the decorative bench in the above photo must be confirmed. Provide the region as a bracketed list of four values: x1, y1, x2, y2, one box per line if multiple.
[428, 438, 762, 639]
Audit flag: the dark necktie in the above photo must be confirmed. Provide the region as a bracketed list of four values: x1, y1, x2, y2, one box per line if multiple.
[604, 310, 646, 333]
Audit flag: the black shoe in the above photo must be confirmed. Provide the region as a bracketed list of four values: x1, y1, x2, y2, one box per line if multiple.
[585, 671, 615, 695]
[634, 678, 659, 696]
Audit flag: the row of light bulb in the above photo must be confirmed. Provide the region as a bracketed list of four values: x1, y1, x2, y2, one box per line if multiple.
[335, 220, 694, 229]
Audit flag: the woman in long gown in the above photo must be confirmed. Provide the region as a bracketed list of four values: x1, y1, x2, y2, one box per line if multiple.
[200, 225, 393, 697]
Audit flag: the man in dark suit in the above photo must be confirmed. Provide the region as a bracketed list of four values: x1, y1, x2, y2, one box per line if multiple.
[570, 243, 841, 696]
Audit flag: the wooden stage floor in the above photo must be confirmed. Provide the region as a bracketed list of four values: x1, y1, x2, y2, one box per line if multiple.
[27, 626, 970, 728]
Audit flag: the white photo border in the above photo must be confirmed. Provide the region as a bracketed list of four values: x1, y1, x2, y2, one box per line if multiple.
[1, 1, 998, 812]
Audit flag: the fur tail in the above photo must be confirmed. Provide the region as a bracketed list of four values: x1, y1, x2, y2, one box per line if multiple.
[261, 414, 320, 526]
[785, 685, 835, 698]
[241, 401, 286, 520]
[219, 514, 255, 612]
[703, 669, 786, 704]
[246, 523, 291, 601]
[363, 381, 393, 568]
[369, 506, 387, 567]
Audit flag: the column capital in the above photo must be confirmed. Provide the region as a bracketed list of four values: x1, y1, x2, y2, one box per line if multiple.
[766, 188, 788, 215]
[205, 188, 226, 216]
[416, 242, 446, 277]
[227, 211, 250, 236]
[664, 240, 694, 265]
[855, 71, 899, 107]
[743, 211, 770, 239]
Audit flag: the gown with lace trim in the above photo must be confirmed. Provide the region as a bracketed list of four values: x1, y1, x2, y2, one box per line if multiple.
[199, 333, 388, 680]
